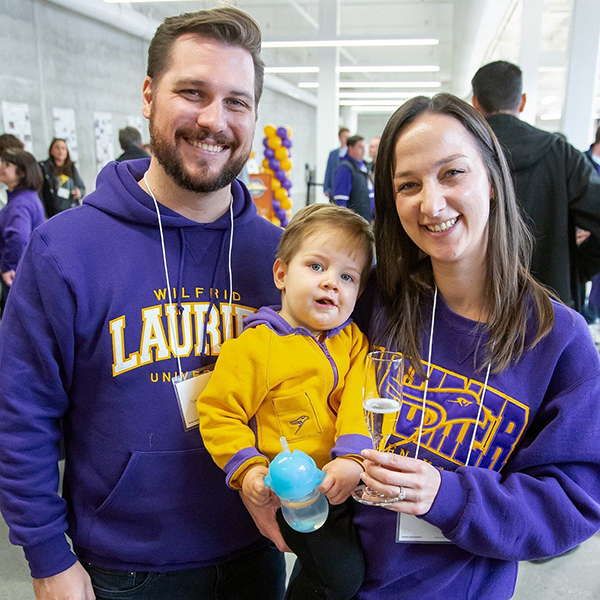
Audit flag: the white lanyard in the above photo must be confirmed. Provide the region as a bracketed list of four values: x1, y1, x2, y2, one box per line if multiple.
[143, 173, 234, 379]
[415, 285, 492, 467]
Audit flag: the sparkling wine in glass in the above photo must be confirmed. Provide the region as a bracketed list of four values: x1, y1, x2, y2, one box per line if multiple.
[352, 351, 405, 506]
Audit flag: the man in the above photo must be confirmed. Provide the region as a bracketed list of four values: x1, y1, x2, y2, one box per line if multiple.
[116, 126, 150, 162]
[472, 60, 600, 310]
[333, 135, 374, 222]
[366, 136, 380, 174]
[323, 127, 349, 198]
[0, 7, 286, 600]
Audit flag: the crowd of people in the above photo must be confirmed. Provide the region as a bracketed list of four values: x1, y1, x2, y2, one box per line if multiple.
[0, 5, 599, 600]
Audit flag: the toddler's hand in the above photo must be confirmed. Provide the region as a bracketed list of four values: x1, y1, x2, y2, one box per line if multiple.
[319, 458, 363, 505]
[242, 465, 270, 506]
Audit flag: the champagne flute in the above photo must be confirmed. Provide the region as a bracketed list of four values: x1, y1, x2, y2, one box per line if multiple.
[352, 350, 405, 505]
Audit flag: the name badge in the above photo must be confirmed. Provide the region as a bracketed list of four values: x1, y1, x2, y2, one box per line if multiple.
[57, 187, 71, 200]
[396, 513, 452, 544]
[172, 366, 214, 431]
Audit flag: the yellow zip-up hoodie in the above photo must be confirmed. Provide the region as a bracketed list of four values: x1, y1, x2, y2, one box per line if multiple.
[199, 307, 371, 489]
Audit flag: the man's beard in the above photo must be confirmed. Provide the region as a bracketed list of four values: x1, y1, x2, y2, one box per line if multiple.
[149, 117, 250, 194]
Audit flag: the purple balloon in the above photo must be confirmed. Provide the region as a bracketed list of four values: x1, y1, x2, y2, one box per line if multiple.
[275, 169, 286, 181]
[272, 199, 280, 209]
[275, 208, 287, 221]
[263, 137, 270, 148]
[269, 158, 280, 171]
[282, 138, 292, 148]
[280, 217, 289, 227]
[264, 147, 275, 159]
[282, 178, 293, 190]
[276, 127, 287, 139]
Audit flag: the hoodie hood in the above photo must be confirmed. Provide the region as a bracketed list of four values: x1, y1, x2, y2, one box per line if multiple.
[244, 305, 352, 338]
[486, 114, 559, 171]
[84, 158, 259, 229]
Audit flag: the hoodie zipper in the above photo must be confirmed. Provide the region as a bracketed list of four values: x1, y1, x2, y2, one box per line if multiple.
[311, 336, 339, 416]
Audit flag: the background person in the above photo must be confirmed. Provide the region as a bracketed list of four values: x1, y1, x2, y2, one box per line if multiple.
[333, 135, 374, 222]
[324, 127, 350, 198]
[471, 60, 600, 314]
[0, 134, 25, 210]
[116, 126, 151, 162]
[353, 93, 600, 600]
[0, 148, 44, 314]
[39, 138, 86, 218]
[0, 7, 286, 600]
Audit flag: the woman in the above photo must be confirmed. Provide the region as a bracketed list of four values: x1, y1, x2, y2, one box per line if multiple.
[0, 148, 45, 313]
[40, 138, 85, 217]
[354, 94, 600, 599]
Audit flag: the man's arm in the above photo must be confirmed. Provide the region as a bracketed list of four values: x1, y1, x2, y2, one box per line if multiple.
[323, 149, 336, 197]
[332, 163, 352, 208]
[32, 562, 94, 600]
[565, 143, 600, 279]
[0, 231, 78, 580]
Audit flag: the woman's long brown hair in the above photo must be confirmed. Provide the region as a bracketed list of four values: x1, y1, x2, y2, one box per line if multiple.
[49, 138, 75, 179]
[373, 93, 555, 378]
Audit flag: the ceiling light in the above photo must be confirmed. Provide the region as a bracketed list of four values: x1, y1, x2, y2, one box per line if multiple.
[339, 81, 441, 88]
[340, 100, 415, 106]
[338, 65, 439, 73]
[538, 66, 564, 73]
[540, 96, 558, 105]
[265, 67, 320, 74]
[539, 113, 562, 120]
[340, 92, 424, 99]
[351, 106, 399, 112]
[262, 38, 438, 49]
[298, 82, 320, 88]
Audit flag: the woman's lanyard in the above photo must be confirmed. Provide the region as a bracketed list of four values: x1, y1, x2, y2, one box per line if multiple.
[414, 285, 492, 467]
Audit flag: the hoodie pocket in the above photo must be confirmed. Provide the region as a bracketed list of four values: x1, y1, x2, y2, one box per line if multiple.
[272, 392, 323, 442]
[87, 447, 261, 565]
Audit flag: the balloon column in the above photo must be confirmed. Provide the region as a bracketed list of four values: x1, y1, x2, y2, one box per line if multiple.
[262, 125, 293, 227]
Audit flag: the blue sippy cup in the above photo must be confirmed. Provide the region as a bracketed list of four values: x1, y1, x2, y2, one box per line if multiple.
[264, 437, 329, 533]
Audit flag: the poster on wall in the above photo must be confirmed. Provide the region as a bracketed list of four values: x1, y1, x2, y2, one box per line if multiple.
[1, 101, 33, 153]
[93, 112, 114, 173]
[126, 115, 144, 139]
[52, 107, 79, 163]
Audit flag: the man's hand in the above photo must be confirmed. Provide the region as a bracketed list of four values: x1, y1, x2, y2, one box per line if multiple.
[319, 457, 364, 505]
[241, 465, 270, 506]
[33, 561, 95, 600]
[2, 270, 15, 287]
[240, 491, 291, 552]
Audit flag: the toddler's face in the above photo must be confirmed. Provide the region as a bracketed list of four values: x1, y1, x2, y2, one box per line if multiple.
[274, 230, 366, 336]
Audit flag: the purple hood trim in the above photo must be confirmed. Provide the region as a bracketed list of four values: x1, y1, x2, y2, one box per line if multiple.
[243, 305, 352, 338]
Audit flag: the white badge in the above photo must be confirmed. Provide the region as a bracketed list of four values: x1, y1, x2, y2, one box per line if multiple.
[57, 187, 71, 200]
[396, 513, 452, 544]
[172, 366, 214, 431]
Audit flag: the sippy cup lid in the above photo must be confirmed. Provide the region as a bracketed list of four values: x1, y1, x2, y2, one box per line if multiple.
[264, 437, 326, 501]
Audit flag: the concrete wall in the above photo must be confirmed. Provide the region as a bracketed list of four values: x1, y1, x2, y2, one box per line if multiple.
[0, 0, 316, 211]
[0, 0, 148, 193]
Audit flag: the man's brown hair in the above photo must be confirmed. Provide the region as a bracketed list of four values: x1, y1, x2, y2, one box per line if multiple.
[277, 204, 374, 290]
[147, 6, 265, 106]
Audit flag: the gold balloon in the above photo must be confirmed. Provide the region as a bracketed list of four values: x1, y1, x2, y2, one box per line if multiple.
[280, 159, 292, 171]
[271, 178, 281, 190]
[275, 188, 288, 202]
[267, 136, 282, 149]
[279, 196, 292, 210]
[262, 158, 270, 169]
[286, 126, 293, 137]
[264, 125, 276, 137]
[274, 147, 288, 161]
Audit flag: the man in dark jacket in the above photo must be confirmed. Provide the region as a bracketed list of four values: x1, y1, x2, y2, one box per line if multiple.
[472, 60, 600, 310]
[332, 135, 374, 222]
[116, 126, 150, 162]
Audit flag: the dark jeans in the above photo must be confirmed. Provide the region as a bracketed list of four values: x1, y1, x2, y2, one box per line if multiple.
[82, 545, 285, 600]
[277, 499, 364, 600]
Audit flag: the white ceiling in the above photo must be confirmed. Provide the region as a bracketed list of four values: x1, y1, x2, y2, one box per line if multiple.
[102, 0, 589, 126]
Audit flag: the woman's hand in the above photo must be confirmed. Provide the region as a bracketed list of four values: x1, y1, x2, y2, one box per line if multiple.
[71, 188, 82, 200]
[361, 449, 442, 515]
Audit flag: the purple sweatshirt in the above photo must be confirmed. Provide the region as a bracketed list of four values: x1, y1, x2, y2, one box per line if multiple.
[0, 187, 44, 272]
[0, 159, 282, 578]
[354, 285, 600, 600]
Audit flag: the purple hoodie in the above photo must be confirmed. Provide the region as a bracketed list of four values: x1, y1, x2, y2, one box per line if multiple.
[353, 283, 600, 600]
[0, 187, 44, 272]
[0, 159, 282, 578]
